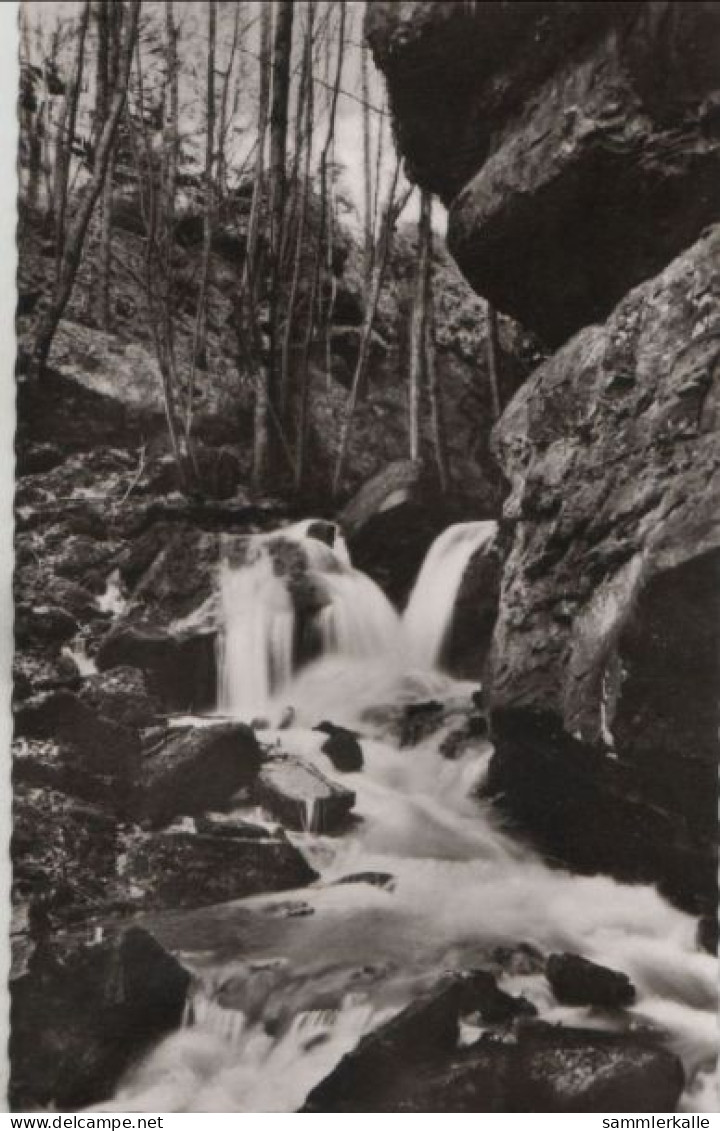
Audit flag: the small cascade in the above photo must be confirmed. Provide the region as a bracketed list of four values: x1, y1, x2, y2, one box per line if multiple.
[217, 518, 498, 723]
[403, 520, 498, 670]
[185, 993, 247, 1048]
[99, 515, 715, 1114]
[217, 542, 296, 717]
[217, 522, 400, 721]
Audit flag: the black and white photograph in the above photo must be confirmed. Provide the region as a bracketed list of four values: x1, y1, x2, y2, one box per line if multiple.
[8, 0, 720, 1115]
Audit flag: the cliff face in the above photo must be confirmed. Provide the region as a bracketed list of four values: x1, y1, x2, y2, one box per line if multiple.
[369, 1, 720, 912]
[367, 1, 720, 345]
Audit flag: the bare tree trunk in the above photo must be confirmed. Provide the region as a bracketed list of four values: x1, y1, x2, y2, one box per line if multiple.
[41, 24, 61, 221]
[279, 2, 315, 422]
[215, 1, 242, 207]
[20, 10, 42, 211]
[31, 0, 141, 382]
[95, 0, 121, 331]
[162, 0, 179, 368]
[409, 190, 433, 463]
[265, 0, 294, 465]
[248, 1, 273, 490]
[421, 194, 450, 491]
[53, 0, 91, 280]
[294, 1, 346, 492]
[130, 2, 190, 493]
[361, 41, 373, 286]
[192, 0, 216, 384]
[485, 301, 503, 421]
[332, 164, 413, 498]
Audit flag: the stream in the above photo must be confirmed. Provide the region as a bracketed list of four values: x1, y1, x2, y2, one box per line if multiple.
[98, 521, 718, 1112]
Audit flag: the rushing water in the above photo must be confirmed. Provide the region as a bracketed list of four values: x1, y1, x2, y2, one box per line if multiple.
[101, 521, 718, 1113]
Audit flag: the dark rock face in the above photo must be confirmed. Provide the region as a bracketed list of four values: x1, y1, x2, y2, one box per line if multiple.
[79, 666, 161, 730]
[339, 460, 475, 606]
[316, 724, 365, 773]
[443, 530, 502, 679]
[138, 722, 263, 827]
[15, 603, 79, 648]
[97, 625, 217, 713]
[546, 953, 636, 1009]
[10, 927, 190, 1111]
[302, 971, 509, 1111]
[124, 825, 318, 909]
[485, 228, 720, 913]
[11, 785, 126, 927]
[303, 973, 682, 1112]
[14, 690, 141, 811]
[399, 700, 445, 748]
[367, 2, 720, 345]
[255, 755, 356, 834]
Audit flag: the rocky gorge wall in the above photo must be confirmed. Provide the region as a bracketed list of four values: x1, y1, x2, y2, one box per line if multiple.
[368, 0, 720, 914]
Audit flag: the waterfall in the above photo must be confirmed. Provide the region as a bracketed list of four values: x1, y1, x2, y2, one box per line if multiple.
[217, 518, 498, 722]
[217, 542, 296, 717]
[403, 521, 497, 670]
[217, 522, 400, 720]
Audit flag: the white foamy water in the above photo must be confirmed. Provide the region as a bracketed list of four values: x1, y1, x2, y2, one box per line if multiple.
[403, 519, 497, 669]
[99, 520, 717, 1113]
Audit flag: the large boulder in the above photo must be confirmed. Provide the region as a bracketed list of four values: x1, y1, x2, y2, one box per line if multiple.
[339, 461, 473, 606]
[14, 603, 79, 648]
[123, 823, 318, 910]
[546, 953, 636, 1009]
[10, 927, 189, 1111]
[254, 755, 356, 833]
[314, 722, 365, 773]
[485, 228, 720, 913]
[11, 785, 126, 927]
[443, 526, 503, 679]
[302, 970, 533, 1112]
[96, 625, 217, 714]
[303, 987, 682, 1112]
[137, 722, 263, 827]
[79, 665, 162, 730]
[367, 2, 720, 345]
[13, 690, 141, 810]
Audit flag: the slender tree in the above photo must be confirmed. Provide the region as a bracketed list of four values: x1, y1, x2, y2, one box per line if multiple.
[53, 0, 91, 280]
[31, 0, 141, 382]
[192, 0, 217, 380]
[420, 193, 450, 490]
[485, 302, 503, 421]
[128, 0, 191, 491]
[360, 40, 374, 285]
[294, 1, 347, 491]
[266, 0, 294, 440]
[332, 162, 413, 497]
[19, 10, 42, 213]
[94, 0, 123, 330]
[279, 1, 315, 423]
[408, 190, 432, 463]
[247, 1, 273, 490]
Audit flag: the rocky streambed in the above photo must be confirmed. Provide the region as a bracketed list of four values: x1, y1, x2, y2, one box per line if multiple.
[11, 446, 717, 1111]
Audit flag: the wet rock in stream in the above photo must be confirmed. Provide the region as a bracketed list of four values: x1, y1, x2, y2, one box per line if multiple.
[255, 754, 356, 833]
[314, 721, 365, 773]
[546, 952, 636, 1010]
[303, 1007, 684, 1113]
[10, 926, 190, 1111]
[301, 970, 537, 1112]
[123, 823, 318, 909]
[79, 665, 162, 730]
[138, 722, 263, 827]
[96, 625, 217, 714]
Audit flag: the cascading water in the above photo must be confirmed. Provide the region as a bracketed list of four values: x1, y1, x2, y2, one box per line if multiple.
[403, 520, 497, 669]
[101, 519, 718, 1113]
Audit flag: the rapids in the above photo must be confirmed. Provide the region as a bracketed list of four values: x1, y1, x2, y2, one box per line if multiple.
[100, 521, 718, 1113]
